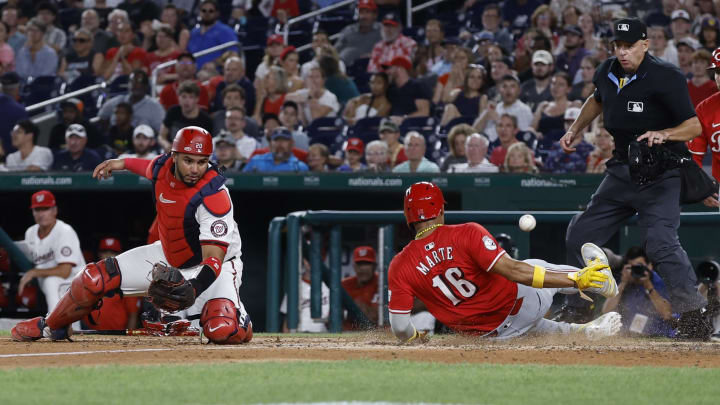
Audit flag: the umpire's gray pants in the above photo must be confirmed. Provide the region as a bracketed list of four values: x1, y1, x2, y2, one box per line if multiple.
[565, 165, 706, 313]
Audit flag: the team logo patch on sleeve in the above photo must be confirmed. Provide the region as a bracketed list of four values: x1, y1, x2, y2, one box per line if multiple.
[482, 236, 497, 251]
[61, 246, 72, 256]
[211, 220, 228, 237]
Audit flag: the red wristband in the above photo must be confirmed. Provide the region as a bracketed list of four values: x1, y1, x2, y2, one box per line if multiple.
[201, 257, 222, 278]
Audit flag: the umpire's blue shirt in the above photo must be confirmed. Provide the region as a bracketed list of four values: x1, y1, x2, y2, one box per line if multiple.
[593, 53, 696, 161]
[243, 152, 309, 173]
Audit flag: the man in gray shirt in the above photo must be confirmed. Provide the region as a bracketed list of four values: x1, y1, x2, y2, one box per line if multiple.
[334, 0, 382, 67]
[98, 70, 165, 134]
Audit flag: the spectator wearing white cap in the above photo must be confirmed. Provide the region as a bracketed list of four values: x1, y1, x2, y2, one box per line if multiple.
[520, 50, 555, 112]
[212, 131, 244, 172]
[448, 133, 498, 173]
[52, 124, 103, 171]
[668, 10, 700, 50]
[5, 120, 53, 172]
[118, 125, 159, 159]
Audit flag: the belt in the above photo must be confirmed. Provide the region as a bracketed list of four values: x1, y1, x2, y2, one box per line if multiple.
[479, 297, 525, 338]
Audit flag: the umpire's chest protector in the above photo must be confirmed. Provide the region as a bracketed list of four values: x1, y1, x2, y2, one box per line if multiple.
[594, 54, 696, 155]
[150, 154, 227, 268]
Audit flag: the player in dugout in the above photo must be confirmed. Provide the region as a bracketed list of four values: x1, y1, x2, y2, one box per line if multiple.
[388, 182, 622, 342]
[560, 18, 714, 339]
[12, 127, 252, 344]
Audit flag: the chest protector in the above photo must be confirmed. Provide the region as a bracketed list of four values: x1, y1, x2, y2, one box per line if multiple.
[151, 154, 227, 268]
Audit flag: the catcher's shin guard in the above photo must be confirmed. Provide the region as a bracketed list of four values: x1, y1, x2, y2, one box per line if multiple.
[201, 298, 252, 344]
[46, 258, 122, 330]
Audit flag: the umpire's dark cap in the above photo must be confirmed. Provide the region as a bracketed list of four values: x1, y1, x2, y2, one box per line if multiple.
[612, 18, 647, 44]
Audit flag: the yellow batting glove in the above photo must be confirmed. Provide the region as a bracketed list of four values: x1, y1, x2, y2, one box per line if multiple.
[568, 263, 609, 289]
[404, 329, 430, 345]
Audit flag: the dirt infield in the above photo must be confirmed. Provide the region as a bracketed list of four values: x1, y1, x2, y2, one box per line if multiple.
[2, 333, 720, 369]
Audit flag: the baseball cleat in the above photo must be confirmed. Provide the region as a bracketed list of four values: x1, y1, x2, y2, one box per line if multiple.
[575, 312, 622, 339]
[11, 317, 47, 342]
[581, 243, 618, 298]
[711, 332, 720, 343]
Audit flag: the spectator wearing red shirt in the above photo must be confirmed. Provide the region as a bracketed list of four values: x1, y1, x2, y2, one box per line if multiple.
[688, 49, 718, 107]
[145, 26, 181, 83]
[367, 12, 417, 73]
[342, 246, 379, 329]
[82, 237, 141, 330]
[158, 52, 210, 110]
[489, 114, 520, 166]
[100, 21, 147, 81]
[271, 0, 300, 19]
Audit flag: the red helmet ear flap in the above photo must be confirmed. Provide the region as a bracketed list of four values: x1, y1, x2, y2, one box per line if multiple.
[171, 126, 213, 156]
[403, 182, 445, 225]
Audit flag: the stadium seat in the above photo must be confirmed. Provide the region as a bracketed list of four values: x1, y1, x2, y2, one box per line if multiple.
[347, 117, 382, 144]
[108, 75, 130, 98]
[22, 76, 65, 110]
[440, 116, 475, 134]
[346, 58, 371, 93]
[307, 117, 346, 148]
[399, 116, 436, 138]
[516, 131, 538, 151]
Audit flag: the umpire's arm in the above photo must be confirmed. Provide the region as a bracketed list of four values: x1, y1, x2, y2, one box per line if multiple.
[636, 117, 702, 146]
[560, 95, 603, 153]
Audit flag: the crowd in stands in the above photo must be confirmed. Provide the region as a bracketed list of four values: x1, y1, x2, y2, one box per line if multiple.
[0, 0, 719, 174]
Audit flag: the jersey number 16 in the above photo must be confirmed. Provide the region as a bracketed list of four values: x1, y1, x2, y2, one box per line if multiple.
[432, 267, 477, 306]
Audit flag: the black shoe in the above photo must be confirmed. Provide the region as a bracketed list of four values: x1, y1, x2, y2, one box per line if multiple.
[549, 302, 596, 324]
[675, 308, 713, 341]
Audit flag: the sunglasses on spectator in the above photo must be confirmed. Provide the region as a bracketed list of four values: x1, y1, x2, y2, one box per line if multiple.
[201, 8, 216, 13]
[73, 37, 90, 43]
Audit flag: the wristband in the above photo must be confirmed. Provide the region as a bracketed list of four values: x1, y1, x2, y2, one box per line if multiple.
[189, 257, 222, 296]
[532, 265, 546, 288]
[201, 256, 222, 277]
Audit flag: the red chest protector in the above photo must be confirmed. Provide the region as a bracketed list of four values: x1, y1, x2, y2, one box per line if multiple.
[150, 154, 227, 268]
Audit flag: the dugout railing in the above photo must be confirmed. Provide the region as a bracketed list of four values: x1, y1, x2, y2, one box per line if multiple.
[266, 210, 720, 333]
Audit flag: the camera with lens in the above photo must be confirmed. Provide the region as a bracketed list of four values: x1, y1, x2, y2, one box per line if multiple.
[696, 260, 719, 286]
[631, 264, 649, 278]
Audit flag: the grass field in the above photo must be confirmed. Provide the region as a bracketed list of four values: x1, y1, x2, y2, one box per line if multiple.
[2, 333, 720, 405]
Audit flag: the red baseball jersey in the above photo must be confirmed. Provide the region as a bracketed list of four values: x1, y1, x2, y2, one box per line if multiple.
[388, 223, 517, 334]
[690, 92, 720, 182]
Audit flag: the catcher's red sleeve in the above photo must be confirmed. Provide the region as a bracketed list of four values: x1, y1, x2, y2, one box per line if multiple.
[124, 157, 153, 179]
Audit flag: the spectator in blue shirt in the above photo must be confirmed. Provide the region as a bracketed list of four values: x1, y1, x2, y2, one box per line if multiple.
[15, 18, 58, 81]
[52, 124, 103, 172]
[0, 72, 28, 156]
[187, 0, 239, 69]
[602, 247, 675, 337]
[243, 127, 309, 172]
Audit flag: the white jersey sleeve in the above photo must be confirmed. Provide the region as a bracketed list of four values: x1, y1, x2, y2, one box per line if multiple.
[52, 222, 84, 268]
[195, 186, 242, 260]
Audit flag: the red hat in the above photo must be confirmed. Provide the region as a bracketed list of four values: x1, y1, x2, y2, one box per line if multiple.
[171, 126, 213, 156]
[99, 237, 122, 252]
[388, 56, 412, 71]
[267, 34, 285, 46]
[404, 181, 446, 225]
[353, 246, 376, 263]
[346, 137, 364, 154]
[382, 12, 401, 26]
[358, 0, 377, 11]
[30, 190, 56, 209]
[709, 47, 720, 69]
[280, 45, 296, 61]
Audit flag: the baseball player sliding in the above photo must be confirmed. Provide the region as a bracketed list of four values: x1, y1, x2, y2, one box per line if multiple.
[389, 182, 622, 342]
[12, 127, 252, 344]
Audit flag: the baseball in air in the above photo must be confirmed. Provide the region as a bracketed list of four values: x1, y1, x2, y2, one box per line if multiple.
[519, 214, 536, 232]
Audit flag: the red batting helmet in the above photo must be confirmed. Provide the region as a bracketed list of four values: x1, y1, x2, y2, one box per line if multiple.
[171, 126, 213, 156]
[403, 182, 446, 225]
[709, 47, 720, 70]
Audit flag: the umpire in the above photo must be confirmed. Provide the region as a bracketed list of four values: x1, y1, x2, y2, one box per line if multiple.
[560, 18, 711, 339]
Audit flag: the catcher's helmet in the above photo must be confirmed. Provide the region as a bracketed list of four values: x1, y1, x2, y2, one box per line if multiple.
[404, 182, 446, 225]
[172, 126, 213, 156]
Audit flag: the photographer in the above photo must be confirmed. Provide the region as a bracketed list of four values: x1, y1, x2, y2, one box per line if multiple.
[602, 247, 674, 337]
[696, 261, 720, 342]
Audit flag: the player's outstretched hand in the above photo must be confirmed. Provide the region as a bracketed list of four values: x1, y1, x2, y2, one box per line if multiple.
[93, 159, 125, 179]
[567, 263, 609, 290]
[403, 329, 430, 345]
[560, 130, 581, 153]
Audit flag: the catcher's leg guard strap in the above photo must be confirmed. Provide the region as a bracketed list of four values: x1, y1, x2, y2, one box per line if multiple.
[201, 298, 252, 344]
[46, 258, 122, 330]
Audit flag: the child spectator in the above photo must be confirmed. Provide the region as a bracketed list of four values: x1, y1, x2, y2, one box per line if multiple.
[108, 102, 134, 155]
[337, 138, 367, 172]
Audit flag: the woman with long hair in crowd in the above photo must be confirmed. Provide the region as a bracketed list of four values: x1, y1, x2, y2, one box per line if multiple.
[160, 4, 190, 51]
[440, 64, 487, 126]
[433, 47, 473, 105]
[320, 54, 359, 104]
[568, 55, 598, 101]
[586, 123, 614, 174]
[280, 46, 305, 92]
[503, 142, 537, 174]
[699, 16, 720, 52]
[530, 5, 558, 51]
[253, 66, 288, 123]
[342, 72, 391, 125]
[578, 13, 600, 56]
[531, 72, 578, 145]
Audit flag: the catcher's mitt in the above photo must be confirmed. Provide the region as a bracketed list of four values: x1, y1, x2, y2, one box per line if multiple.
[147, 262, 196, 312]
